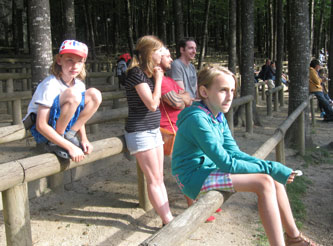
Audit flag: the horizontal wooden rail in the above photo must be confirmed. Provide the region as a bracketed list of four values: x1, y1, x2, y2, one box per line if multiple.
[140, 191, 233, 246]
[0, 107, 128, 144]
[0, 91, 32, 102]
[0, 137, 125, 192]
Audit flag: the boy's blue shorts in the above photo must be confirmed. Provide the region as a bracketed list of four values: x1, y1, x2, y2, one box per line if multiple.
[30, 92, 85, 143]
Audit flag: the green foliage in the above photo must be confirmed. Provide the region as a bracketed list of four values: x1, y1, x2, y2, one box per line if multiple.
[252, 225, 269, 246]
[303, 146, 333, 167]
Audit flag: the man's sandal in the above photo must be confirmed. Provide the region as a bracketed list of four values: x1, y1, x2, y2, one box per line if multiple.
[285, 232, 320, 246]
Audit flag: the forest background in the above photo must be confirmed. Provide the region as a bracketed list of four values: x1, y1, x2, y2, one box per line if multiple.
[0, 0, 332, 145]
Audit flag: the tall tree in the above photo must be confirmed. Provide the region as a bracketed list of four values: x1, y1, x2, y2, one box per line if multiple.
[63, 0, 76, 40]
[84, 0, 96, 59]
[275, 0, 284, 87]
[240, 0, 261, 126]
[329, 0, 333, 99]
[228, 0, 237, 74]
[173, 0, 184, 51]
[157, 0, 167, 43]
[316, 0, 326, 58]
[287, 0, 311, 146]
[309, 0, 314, 57]
[197, 0, 210, 70]
[125, 0, 134, 56]
[28, 0, 53, 92]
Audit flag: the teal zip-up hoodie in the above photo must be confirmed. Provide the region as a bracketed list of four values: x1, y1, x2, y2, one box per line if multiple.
[171, 101, 292, 200]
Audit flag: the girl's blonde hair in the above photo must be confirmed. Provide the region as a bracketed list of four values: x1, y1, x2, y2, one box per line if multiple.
[197, 64, 237, 99]
[50, 54, 87, 81]
[128, 35, 164, 77]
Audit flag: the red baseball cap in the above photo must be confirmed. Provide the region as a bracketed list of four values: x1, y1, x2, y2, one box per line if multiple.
[59, 40, 88, 58]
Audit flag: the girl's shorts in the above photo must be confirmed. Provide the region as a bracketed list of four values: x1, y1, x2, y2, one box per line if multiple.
[124, 127, 163, 155]
[200, 169, 235, 195]
[30, 92, 85, 144]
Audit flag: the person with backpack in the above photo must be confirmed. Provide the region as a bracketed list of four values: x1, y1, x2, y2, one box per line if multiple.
[116, 53, 131, 87]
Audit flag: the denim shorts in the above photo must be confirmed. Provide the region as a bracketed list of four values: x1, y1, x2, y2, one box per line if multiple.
[30, 92, 85, 143]
[124, 127, 163, 155]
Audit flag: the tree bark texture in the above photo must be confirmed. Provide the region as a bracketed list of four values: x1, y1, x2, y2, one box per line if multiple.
[287, 0, 311, 146]
[197, 0, 210, 70]
[157, 0, 167, 43]
[228, 0, 237, 74]
[63, 0, 76, 40]
[329, 0, 333, 99]
[275, 0, 284, 87]
[28, 0, 53, 93]
[125, 0, 135, 56]
[173, 0, 184, 53]
[309, 0, 314, 57]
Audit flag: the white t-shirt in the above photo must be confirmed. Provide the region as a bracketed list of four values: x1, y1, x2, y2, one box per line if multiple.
[24, 75, 86, 120]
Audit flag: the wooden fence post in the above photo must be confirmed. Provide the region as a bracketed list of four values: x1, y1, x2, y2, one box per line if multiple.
[225, 107, 234, 136]
[7, 78, 14, 115]
[22, 67, 28, 91]
[276, 138, 285, 164]
[136, 160, 152, 211]
[245, 100, 253, 134]
[297, 111, 305, 156]
[48, 172, 64, 193]
[261, 83, 266, 101]
[274, 91, 278, 112]
[310, 96, 316, 126]
[266, 91, 272, 116]
[12, 99, 22, 125]
[2, 182, 32, 246]
[255, 85, 259, 104]
[279, 88, 284, 107]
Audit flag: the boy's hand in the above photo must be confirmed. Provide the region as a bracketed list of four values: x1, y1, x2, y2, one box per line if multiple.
[81, 139, 93, 155]
[68, 145, 85, 162]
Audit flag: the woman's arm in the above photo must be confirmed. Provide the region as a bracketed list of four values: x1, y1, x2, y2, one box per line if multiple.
[135, 67, 163, 111]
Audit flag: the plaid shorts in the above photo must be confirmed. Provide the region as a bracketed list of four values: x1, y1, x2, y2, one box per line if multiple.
[200, 169, 235, 195]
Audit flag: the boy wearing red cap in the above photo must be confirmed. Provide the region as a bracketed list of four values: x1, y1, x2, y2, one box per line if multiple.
[24, 40, 102, 162]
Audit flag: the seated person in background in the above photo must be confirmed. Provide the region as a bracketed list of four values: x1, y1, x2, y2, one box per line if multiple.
[270, 62, 289, 88]
[172, 64, 319, 246]
[23, 40, 102, 161]
[318, 68, 333, 117]
[309, 59, 333, 121]
[258, 59, 275, 89]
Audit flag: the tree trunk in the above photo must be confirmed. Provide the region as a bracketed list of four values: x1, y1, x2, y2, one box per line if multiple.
[329, 0, 333, 99]
[84, 0, 96, 59]
[157, 0, 167, 43]
[316, 0, 326, 58]
[12, 0, 19, 54]
[197, 0, 210, 70]
[309, 0, 314, 57]
[125, 0, 135, 56]
[287, 0, 311, 146]
[275, 0, 284, 87]
[236, 0, 242, 71]
[112, 0, 119, 54]
[173, 0, 184, 51]
[240, 0, 261, 126]
[28, 0, 53, 93]
[228, 0, 237, 74]
[63, 0, 76, 40]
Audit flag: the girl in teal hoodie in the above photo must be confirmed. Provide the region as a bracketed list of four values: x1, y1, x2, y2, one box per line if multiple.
[172, 65, 318, 246]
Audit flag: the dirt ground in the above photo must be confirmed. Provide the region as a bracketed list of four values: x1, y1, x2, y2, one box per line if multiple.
[0, 103, 332, 246]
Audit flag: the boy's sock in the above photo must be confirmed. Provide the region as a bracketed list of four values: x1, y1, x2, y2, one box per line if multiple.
[64, 129, 81, 148]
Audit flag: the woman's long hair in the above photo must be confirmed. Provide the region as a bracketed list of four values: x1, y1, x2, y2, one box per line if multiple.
[128, 35, 164, 77]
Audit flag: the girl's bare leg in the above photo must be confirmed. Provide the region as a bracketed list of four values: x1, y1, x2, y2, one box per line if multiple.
[231, 173, 284, 246]
[274, 181, 300, 238]
[135, 147, 173, 224]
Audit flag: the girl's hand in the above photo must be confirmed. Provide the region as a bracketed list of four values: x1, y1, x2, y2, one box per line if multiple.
[286, 171, 297, 184]
[153, 66, 163, 82]
[81, 139, 93, 155]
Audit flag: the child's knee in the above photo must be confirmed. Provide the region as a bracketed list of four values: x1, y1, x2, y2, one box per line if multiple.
[257, 175, 275, 194]
[86, 88, 102, 105]
[61, 88, 82, 105]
